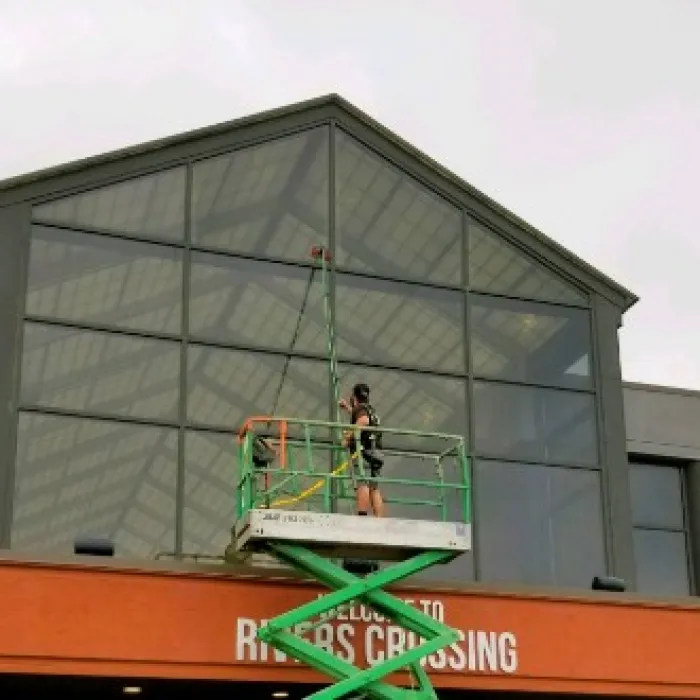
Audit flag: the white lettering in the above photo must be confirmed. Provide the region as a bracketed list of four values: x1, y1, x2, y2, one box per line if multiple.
[476, 631, 498, 672]
[337, 623, 356, 664]
[467, 629, 477, 670]
[232, 602, 520, 675]
[386, 626, 406, 660]
[419, 599, 444, 622]
[499, 632, 518, 673]
[427, 647, 447, 670]
[235, 618, 258, 661]
[447, 630, 466, 671]
[359, 604, 374, 623]
[314, 623, 335, 655]
[366, 625, 384, 665]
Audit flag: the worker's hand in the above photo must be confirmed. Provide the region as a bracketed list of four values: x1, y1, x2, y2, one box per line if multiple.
[339, 398, 350, 412]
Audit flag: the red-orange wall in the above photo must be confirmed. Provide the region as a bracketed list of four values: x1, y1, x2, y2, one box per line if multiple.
[0, 559, 699, 697]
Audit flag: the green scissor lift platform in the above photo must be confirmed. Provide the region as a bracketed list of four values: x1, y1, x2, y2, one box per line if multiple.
[228, 248, 472, 700]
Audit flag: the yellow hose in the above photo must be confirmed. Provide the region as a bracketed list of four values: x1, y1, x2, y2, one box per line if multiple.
[261, 451, 359, 509]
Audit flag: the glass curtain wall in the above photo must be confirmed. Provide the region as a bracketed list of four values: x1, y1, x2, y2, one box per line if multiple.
[13, 121, 604, 588]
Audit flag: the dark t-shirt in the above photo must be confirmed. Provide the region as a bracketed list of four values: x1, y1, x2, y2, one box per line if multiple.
[349, 403, 380, 451]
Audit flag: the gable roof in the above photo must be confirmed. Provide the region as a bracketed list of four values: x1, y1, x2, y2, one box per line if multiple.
[0, 93, 638, 311]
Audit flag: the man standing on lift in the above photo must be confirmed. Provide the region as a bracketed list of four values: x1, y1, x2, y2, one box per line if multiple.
[339, 383, 385, 518]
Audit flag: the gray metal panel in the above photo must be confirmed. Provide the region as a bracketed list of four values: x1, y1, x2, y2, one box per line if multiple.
[594, 295, 636, 589]
[233, 509, 471, 562]
[0, 203, 31, 548]
[623, 383, 700, 460]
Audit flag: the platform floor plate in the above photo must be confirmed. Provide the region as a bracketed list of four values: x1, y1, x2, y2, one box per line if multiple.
[233, 509, 471, 562]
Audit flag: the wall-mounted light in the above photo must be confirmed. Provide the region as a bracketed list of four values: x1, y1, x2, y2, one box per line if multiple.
[271, 692, 289, 698]
[122, 686, 142, 695]
[73, 536, 115, 557]
[591, 575, 627, 592]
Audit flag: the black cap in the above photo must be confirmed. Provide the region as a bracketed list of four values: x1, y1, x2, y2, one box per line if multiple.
[352, 383, 370, 403]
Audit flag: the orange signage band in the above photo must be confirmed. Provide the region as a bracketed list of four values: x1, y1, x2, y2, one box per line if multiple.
[0, 559, 699, 697]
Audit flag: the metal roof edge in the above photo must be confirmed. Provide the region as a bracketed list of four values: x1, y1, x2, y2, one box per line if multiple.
[0, 92, 638, 311]
[329, 95, 639, 312]
[0, 93, 340, 196]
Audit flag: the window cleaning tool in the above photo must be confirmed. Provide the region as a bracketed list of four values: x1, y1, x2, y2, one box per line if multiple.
[229, 247, 473, 700]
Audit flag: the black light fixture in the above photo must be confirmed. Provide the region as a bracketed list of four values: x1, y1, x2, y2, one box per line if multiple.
[591, 575, 627, 592]
[73, 536, 115, 557]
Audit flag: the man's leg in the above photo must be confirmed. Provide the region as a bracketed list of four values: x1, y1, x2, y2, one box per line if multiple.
[370, 483, 385, 517]
[368, 464, 385, 517]
[356, 482, 371, 515]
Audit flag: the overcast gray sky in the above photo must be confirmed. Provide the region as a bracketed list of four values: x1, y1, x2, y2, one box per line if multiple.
[2, 0, 699, 389]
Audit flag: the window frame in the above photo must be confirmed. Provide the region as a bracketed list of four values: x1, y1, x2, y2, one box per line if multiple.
[629, 456, 694, 596]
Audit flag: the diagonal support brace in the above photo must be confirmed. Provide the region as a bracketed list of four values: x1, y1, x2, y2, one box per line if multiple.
[258, 543, 459, 700]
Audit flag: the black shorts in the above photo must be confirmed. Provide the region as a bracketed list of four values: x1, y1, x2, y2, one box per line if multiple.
[356, 448, 383, 487]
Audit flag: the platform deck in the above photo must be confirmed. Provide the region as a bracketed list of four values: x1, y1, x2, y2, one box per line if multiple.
[233, 509, 472, 562]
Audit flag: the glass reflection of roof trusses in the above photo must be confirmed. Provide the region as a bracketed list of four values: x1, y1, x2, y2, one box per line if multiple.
[18, 127, 588, 558]
[192, 128, 328, 260]
[34, 167, 187, 241]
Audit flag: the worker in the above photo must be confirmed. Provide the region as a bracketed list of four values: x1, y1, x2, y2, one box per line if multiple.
[339, 383, 385, 517]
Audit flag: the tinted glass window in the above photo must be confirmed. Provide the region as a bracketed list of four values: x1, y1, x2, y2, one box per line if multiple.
[12, 413, 177, 558]
[33, 167, 186, 241]
[336, 273, 465, 373]
[189, 252, 327, 354]
[337, 363, 467, 453]
[469, 223, 586, 304]
[476, 460, 605, 587]
[633, 529, 690, 597]
[473, 382, 598, 465]
[186, 346, 328, 432]
[21, 323, 180, 422]
[192, 128, 329, 263]
[470, 294, 591, 389]
[183, 430, 239, 556]
[26, 226, 183, 335]
[335, 130, 462, 285]
[630, 463, 684, 529]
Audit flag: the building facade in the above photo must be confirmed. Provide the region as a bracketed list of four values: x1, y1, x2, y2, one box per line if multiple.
[0, 94, 698, 697]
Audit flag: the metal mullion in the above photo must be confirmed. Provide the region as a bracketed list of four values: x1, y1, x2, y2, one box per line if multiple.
[17, 403, 180, 430]
[465, 286, 590, 311]
[334, 264, 462, 293]
[679, 468, 696, 593]
[328, 120, 339, 515]
[30, 220, 187, 251]
[31, 219, 323, 272]
[187, 336, 329, 363]
[468, 288, 591, 314]
[175, 162, 194, 558]
[471, 375, 596, 395]
[336, 355, 467, 380]
[463, 208, 479, 582]
[472, 453, 601, 472]
[633, 524, 686, 534]
[190, 242, 320, 270]
[24, 314, 182, 344]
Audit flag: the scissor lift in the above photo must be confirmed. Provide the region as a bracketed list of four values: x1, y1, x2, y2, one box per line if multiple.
[230, 417, 471, 700]
[228, 248, 472, 699]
